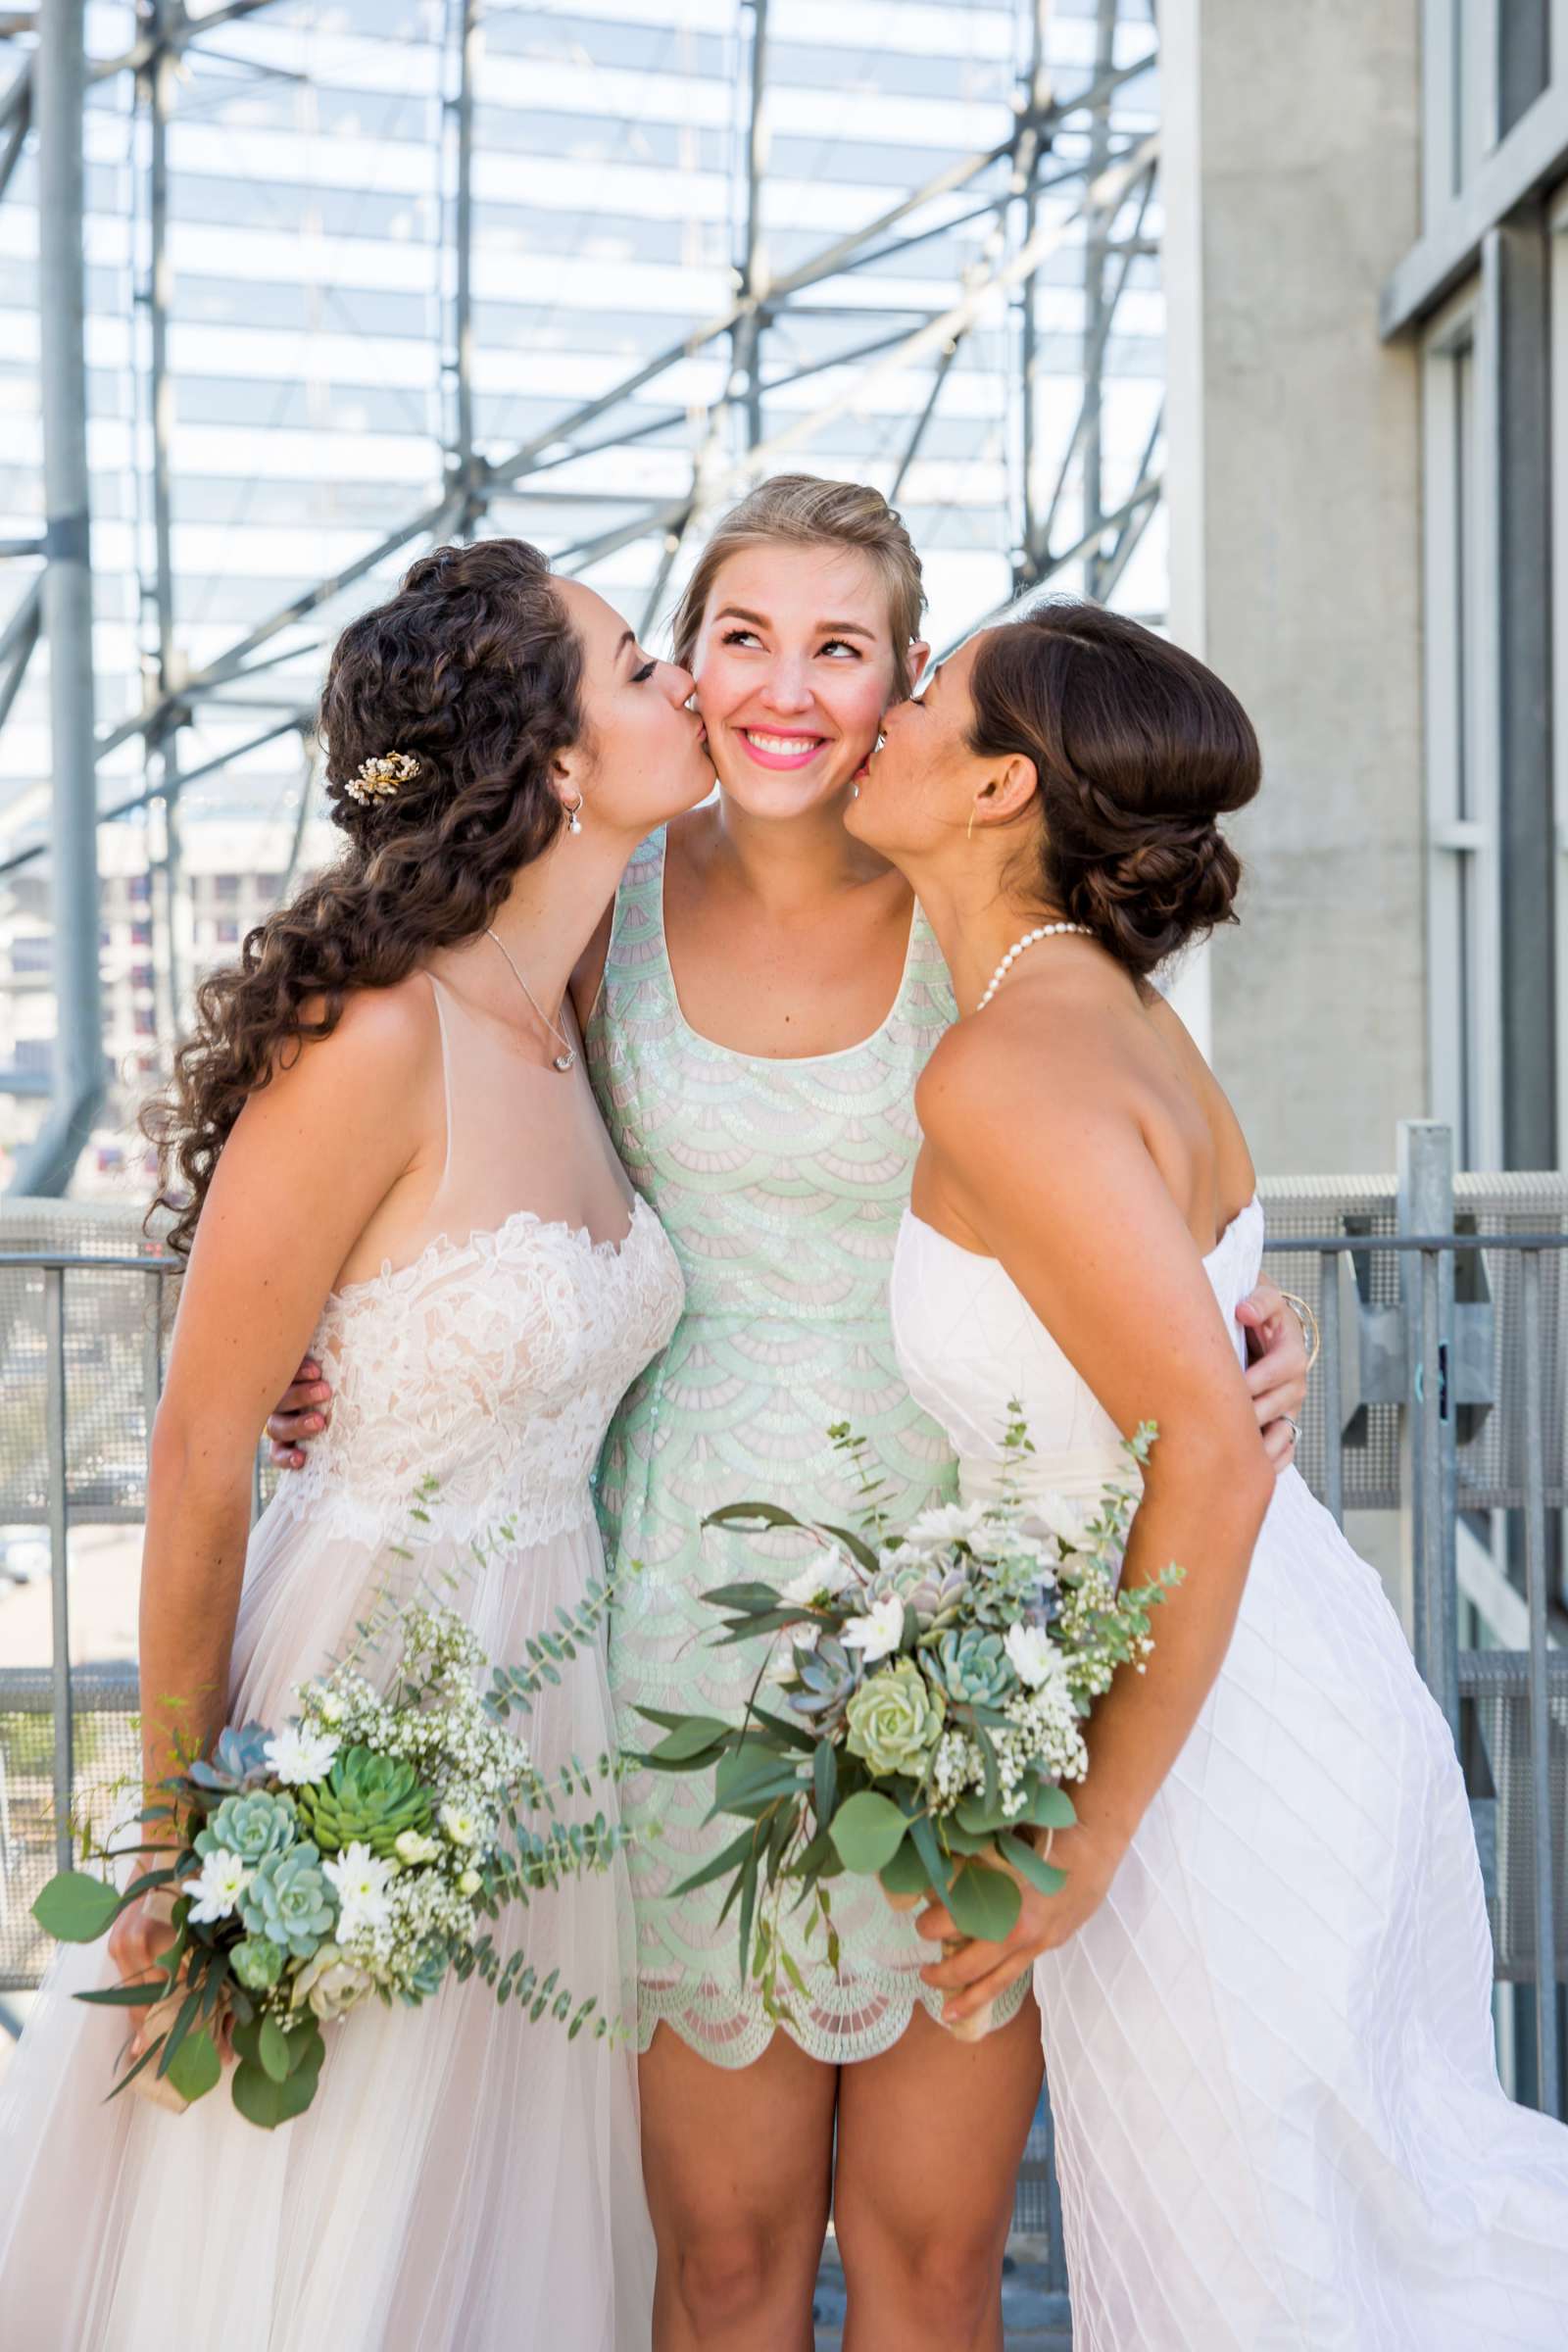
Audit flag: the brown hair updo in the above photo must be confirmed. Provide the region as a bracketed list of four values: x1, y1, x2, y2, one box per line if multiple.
[145, 538, 583, 1254]
[967, 600, 1260, 980]
[670, 473, 927, 697]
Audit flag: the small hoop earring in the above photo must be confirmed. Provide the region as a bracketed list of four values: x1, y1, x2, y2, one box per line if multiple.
[562, 789, 584, 836]
[966, 807, 977, 844]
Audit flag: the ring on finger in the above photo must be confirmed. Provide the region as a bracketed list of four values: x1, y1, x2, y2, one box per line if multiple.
[1283, 1414, 1300, 1443]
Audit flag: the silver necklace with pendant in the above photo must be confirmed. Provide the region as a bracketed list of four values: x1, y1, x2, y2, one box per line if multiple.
[484, 927, 576, 1073]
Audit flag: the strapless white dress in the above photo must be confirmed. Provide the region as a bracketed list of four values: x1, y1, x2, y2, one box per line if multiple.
[891, 1198, 1568, 2350]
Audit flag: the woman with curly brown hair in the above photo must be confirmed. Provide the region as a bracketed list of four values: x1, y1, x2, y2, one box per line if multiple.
[0, 539, 710, 2351]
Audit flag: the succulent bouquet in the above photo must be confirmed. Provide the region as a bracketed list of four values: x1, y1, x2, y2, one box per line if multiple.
[641, 1415, 1179, 2036]
[35, 1550, 631, 2128]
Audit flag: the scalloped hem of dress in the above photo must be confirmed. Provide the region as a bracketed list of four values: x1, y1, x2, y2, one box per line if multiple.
[635, 1967, 1031, 2071]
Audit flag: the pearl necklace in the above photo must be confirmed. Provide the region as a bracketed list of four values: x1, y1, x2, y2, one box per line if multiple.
[974, 921, 1094, 1012]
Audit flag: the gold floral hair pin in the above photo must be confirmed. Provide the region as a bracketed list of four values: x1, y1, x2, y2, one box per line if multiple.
[344, 749, 419, 807]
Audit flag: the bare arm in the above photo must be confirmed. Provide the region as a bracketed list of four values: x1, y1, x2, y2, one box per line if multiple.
[138, 989, 433, 1805]
[110, 987, 435, 2034]
[909, 1024, 1274, 2014]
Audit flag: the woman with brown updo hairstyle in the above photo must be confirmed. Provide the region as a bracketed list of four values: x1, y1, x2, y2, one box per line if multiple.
[847, 598, 1568, 2350]
[0, 539, 712, 2350]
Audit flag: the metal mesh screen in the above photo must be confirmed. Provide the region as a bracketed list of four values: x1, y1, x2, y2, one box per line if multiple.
[0, 1199, 174, 1525]
[1450, 1174, 1568, 1508]
[1259, 1175, 1403, 1509]
[1257, 1172, 1568, 1512]
[1461, 1653, 1568, 1981]
[0, 1667, 138, 1992]
[1011, 2099, 1066, 2239]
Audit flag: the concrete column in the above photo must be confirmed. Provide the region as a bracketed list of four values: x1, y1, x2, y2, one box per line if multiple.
[1161, 0, 1426, 1174]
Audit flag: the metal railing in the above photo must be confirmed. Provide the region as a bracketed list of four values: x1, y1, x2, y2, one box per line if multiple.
[1, 1127, 1565, 2260]
[1256, 1126, 1568, 2119]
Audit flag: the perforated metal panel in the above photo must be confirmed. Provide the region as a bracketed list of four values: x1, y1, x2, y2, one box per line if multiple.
[0, 1200, 174, 1526]
[0, 1667, 138, 1992]
[1461, 1652, 1568, 1981]
[1257, 1172, 1568, 1512]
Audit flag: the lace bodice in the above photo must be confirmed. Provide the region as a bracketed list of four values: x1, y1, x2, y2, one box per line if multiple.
[890, 1198, 1264, 1504]
[271, 1194, 683, 1549]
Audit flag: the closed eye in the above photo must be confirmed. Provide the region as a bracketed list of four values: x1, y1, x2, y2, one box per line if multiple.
[630, 658, 658, 683]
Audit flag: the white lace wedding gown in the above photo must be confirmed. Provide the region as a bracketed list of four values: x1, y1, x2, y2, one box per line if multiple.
[892, 1196, 1568, 2350]
[0, 978, 682, 2351]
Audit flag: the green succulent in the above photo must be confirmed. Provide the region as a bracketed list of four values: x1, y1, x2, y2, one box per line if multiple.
[196, 1790, 298, 1869]
[844, 1659, 946, 1778]
[186, 1721, 272, 1794]
[785, 1634, 863, 1738]
[294, 1742, 436, 1859]
[236, 1843, 337, 1960]
[930, 1627, 1016, 1710]
[876, 1559, 969, 1630]
[229, 1934, 286, 1990]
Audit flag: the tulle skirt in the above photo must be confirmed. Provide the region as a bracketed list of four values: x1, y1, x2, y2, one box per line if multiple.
[0, 1489, 655, 2351]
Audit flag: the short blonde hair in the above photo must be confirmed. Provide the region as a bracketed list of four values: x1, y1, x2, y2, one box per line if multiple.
[670, 473, 927, 698]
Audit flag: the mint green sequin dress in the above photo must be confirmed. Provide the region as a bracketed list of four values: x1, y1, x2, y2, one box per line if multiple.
[586, 827, 1030, 2067]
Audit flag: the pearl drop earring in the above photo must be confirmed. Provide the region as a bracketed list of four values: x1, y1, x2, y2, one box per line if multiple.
[563, 790, 584, 835]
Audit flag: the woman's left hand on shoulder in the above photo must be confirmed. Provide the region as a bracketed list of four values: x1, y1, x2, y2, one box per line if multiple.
[912, 1819, 1130, 2028]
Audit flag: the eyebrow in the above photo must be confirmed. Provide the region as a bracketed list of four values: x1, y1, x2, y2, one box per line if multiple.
[615, 629, 636, 659]
[714, 605, 877, 641]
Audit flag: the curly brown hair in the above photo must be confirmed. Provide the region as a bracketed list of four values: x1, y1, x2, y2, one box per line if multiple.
[144, 539, 584, 1255]
[967, 601, 1261, 981]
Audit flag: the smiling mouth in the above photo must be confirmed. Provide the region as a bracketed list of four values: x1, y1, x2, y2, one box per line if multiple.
[737, 728, 827, 771]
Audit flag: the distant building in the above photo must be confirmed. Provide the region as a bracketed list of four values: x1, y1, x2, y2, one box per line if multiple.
[0, 817, 334, 1194]
[1165, 0, 1564, 1179]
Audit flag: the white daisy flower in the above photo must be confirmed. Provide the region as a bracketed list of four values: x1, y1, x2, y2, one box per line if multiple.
[182, 1846, 252, 1924]
[841, 1592, 906, 1665]
[266, 1725, 341, 1787]
[322, 1840, 397, 1939]
[781, 1547, 856, 1607]
[901, 1499, 990, 1553]
[1004, 1622, 1066, 1691]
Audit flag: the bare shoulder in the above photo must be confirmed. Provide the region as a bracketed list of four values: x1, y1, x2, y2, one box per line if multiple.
[249, 975, 439, 1152]
[1142, 987, 1256, 1196]
[916, 984, 1135, 1156]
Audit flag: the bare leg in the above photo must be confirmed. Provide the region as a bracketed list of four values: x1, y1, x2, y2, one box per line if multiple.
[833, 1992, 1044, 2352]
[639, 2021, 838, 2351]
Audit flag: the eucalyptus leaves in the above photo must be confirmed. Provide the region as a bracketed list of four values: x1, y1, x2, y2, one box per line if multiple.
[33, 1525, 635, 2129]
[641, 1415, 1180, 2031]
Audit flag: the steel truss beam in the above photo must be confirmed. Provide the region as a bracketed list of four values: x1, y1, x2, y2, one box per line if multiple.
[0, 2, 1161, 1184]
[9, 0, 101, 1194]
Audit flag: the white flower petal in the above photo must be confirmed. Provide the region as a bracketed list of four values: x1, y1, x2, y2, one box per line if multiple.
[841, 1592, 906, 1665]
[266, 1725, 342, 1787]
